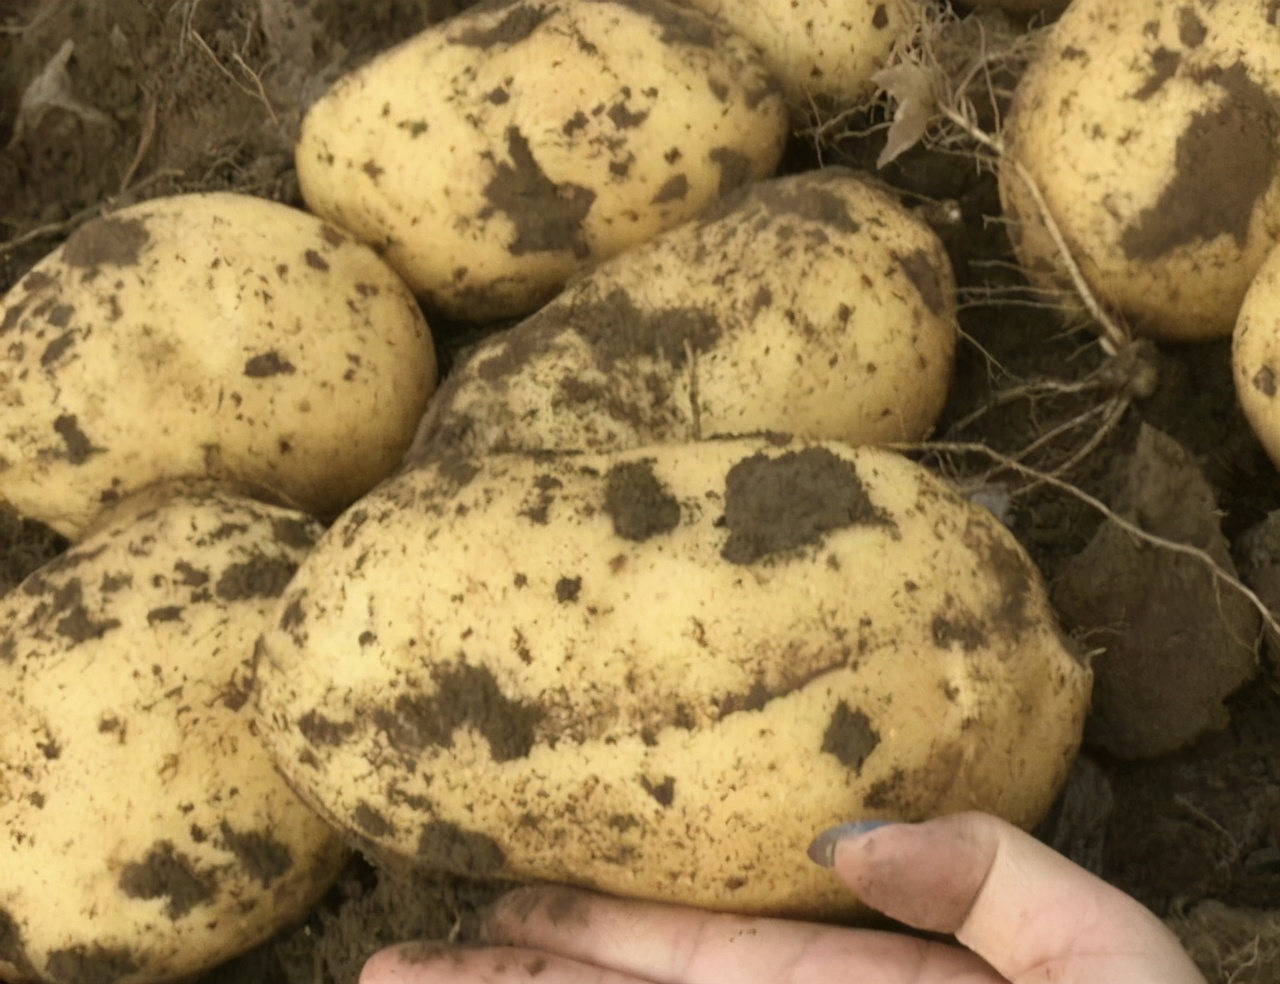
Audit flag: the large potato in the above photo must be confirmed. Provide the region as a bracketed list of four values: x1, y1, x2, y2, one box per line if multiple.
[406, 168, 956, 462]
[0, 484, 346, 984]
[1233, 243, 1280, 471]
[254, 437, 1090, 919]
[673, 0, 916, 111]
[295, 0, 788, 321]
[0, 192, 437, 540]
[1000, 0, 1280, 341]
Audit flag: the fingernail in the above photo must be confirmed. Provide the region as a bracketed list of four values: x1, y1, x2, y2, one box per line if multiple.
[806, 820, 897, 868]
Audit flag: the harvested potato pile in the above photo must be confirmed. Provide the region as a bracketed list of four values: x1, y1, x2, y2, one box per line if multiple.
[296, 0, 789, 321]
[1001, 0, 1280, 341]
[0, 484, 347, 984]
[407, 167, 957, 462]
[0, 192, 437, 540]
[254, 437, 1091, 919]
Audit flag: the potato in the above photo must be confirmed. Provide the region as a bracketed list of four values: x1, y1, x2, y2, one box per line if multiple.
[1233, 244, 1280, 471]
[406, 167, 956, 463]
[253, 437, 1090, 919]
[999, 0, 1280, 341]
[672, 0, 916, 110]
[295, 0, 788, 321]
[0, 192, 437, 540]
[0, 484, 346, 984]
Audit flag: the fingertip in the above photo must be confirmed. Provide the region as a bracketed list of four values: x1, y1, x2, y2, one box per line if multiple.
[359, 941, 472, 983]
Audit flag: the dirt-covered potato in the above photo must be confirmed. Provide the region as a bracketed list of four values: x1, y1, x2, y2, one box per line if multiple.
[254, 437, 1090, 919]
[295, 0, 788, 321]
[0, 485, 347, 984]
[1234, 243, 1280, 472]
[672, 0, 916, 111]
[1000, 0, 1280, 341]
[0, 192, 437, 540]
[406, 168, 956, 463]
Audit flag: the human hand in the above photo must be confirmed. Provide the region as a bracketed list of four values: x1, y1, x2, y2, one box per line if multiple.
[359, 811, 1207, 983]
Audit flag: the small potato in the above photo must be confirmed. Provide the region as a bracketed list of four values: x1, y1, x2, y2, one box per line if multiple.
[0, 485, 346, 984]
[673, 0, 916, 111]
[0, 193, 437, 539]
[254, 437, 1090, 919]
[1000, 0, 1280, 341]
[406, 167, 956, 462]
[1233, 243, 1280, 471]
[295, 0, 788, 321]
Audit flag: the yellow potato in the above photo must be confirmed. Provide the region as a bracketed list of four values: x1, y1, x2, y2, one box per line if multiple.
[295, 0, 788, 321]
[0, 192, 437, 539]
[1000, 0, 1280, 341]
[0, 484, 346, 984]
[406, 167, 956, 462]
[254, 437, 1090, 919]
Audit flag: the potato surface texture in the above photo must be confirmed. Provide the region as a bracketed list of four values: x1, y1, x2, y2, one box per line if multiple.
[1000, 0, 1280, 341]
[295, 0, 788, 321]
[0, 487, 346, 984]
[254, 438, 1090, 919]
[406, 168, 956, 462]
[0, 192, 437, 540]
[672, 0, 914, 110]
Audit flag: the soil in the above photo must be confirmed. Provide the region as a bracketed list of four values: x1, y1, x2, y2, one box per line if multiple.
[1, 2, 1278, 983]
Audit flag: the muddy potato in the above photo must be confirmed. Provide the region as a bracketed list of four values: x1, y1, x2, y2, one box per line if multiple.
[1233, 243, 1280, 474]
[254, 437, 1091, 919]
[0, 192, 437, 540]
[0, 485, 347, 984]
[1000, 0, 1280, 341]
[672, 0, 916, 111]
[295, 0, 788, 321]
[406, 168, 956, 462]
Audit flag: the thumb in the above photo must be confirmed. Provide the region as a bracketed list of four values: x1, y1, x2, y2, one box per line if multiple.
[816, 812, 1206, 984]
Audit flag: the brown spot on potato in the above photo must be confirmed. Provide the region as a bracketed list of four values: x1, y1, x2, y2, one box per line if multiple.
[1178, 6, 1207, 47]
[46, 303, 75, 328]
[272, 516, 318, 550]
[708, 147, 752, 197]
[563, 110, 589, 136]
[0, 909, 32, 978]
[305, 249, 330, 272]
[362, 160, 385, 180]
[1133, 47, 1180, 101]
[453, 4, 550, 47]
[146, 605, 184, 625]
[604, 460, 680, 541]
[44, 944, 140, 984]
[721, 448, 891, 565]
[555, 576, 582, 602]
[218, 822, 292, 887]
[651, 174, 689, 204]
[0, 634, 15, 663]
[488, 86, 511, 105]
[244, 351, 296, 377]
[931, 611, 988, 651]
[1121, 63, 1278, 260]
[359, 630, 377, 646]
[40, 331, 76, 367]
[173, 561, 209, 587]
[821, 702, 880, 772]
[54, 414, 101, 464]
[374, 663, 544, 761]
[894, 249, 946, 316]
[607, 101, 648, 129]
[1254, 365, 1277, 397]
[62, 216, 150, 269]
[417, 820, 505, 875]
[354, 802, 396, 838]
[214, 555, 298, 601]
[298, 709, 357, 747]
[482, 127, 596, 257]
[118, 842, 215, 919]
[640, 775, 676, 806]
[873, 3, 889, 29]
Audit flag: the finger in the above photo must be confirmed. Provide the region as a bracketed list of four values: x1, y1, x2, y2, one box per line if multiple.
[830, 812, 1207, 984]
[359, 940, 655, 984]
[482, 885, 1005, 984]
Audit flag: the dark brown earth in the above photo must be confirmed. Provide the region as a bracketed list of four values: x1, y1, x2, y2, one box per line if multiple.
[2, 1, 1279, 983]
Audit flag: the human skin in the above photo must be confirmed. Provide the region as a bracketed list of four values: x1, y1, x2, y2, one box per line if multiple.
[359, 811, 1207, 984]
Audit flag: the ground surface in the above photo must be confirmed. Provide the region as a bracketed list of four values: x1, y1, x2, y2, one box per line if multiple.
[1, 1, 1278, 982]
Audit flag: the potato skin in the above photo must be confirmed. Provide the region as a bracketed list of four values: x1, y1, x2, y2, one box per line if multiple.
[0, 193, 437, 539]
[254, 438, 1090, 919]
[0, 486, 346, 984]
[1000, 0, 1280, 341]
[406, 168, 956, 463]
[295, 0, 788, 321]
[1233, 245, 1280, 470]
[672, 0, 915, 110]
